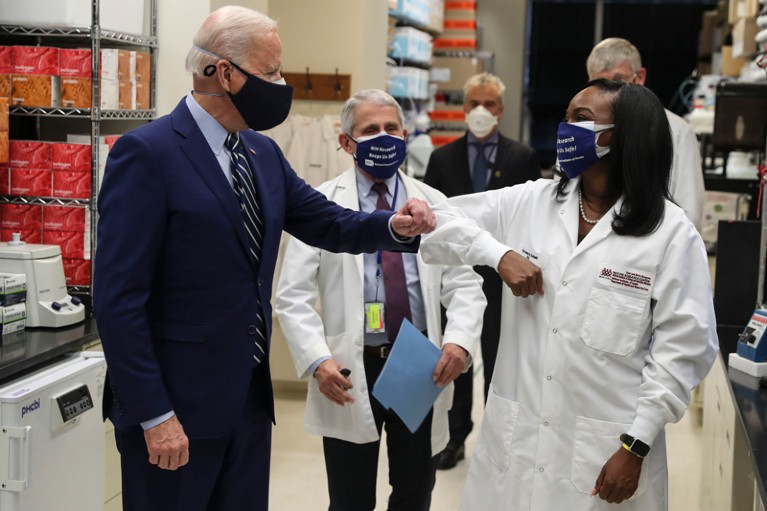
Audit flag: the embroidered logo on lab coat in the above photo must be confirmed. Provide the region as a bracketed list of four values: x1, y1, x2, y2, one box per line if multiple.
[597, 264, 654, 295]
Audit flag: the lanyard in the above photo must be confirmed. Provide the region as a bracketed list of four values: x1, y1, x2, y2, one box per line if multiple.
[374, 175, 400, 301]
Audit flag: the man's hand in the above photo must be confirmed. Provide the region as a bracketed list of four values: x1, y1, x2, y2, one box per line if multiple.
[392, 198, 436, 238]
[315, 359, 355, 406]
[498, 250, 544, 297]
[144, 415, 190, 471]
[432, 343, 468, 386]
[592, 447, 644, 504]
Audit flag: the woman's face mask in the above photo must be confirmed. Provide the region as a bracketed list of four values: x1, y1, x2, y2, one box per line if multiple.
[195, 46, 293, 131]
[555, 121, 614, 179]
[348, 132, 407, 180]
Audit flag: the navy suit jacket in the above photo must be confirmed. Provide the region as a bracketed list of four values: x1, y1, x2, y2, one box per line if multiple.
[94, 99, 417, 439]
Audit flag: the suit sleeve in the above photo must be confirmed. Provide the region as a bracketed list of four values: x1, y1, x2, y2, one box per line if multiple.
[93, 133, 173, 426]
[423, 150, 442, 189]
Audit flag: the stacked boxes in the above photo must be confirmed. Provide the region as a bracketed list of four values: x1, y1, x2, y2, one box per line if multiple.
[0, 273, 27, 334]
[0, 46, 9, 165]
[11, 46, 60, 107]
[434, 1, 477, 51]
[390, 27, 433, 65]
[59, 48, 92, 108]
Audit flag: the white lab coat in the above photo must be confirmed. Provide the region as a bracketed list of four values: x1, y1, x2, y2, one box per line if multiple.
[666, 109, 705, 230]
[275, 168, 485, 454]
[421, 178, 718, 511]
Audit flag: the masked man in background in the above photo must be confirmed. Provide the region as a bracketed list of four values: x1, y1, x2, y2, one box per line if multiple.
[276, 89, 485, 511]
[424, 72, 541, 470]
[94, 7, 435, 511]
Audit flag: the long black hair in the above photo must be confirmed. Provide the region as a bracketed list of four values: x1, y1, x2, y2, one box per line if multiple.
[556, 79, 673, 237]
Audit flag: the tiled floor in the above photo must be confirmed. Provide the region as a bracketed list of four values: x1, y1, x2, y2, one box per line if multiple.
[269, 364, 705, 510]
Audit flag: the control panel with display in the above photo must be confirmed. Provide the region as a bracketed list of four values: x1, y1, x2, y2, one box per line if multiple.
[54, 385, 93, 423]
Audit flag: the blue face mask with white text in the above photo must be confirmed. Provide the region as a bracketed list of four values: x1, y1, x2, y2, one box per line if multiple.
[556, 121, 613, 179]
[349, 132, 407, 180]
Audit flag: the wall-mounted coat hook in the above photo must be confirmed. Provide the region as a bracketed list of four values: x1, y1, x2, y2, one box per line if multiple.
[283, 69, 351, 101]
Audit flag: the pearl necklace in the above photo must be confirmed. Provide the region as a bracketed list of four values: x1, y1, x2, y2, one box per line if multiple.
[578, 186, 601, 225]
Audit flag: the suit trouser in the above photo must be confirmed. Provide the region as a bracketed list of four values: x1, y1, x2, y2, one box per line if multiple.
[447, 292, 502, 446]
[114, 363, 273, 511]
[323, 350, 438, 511]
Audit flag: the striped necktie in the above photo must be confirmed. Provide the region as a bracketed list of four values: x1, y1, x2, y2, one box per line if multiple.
[225, 132, 266, 364]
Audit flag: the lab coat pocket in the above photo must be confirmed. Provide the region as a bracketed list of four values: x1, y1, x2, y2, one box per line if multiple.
[570, 416, 648, 499]
[581, 288, 647, 355]
[475, 386, 520, 474]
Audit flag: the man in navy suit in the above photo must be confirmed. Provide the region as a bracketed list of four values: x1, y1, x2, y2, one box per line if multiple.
[93, 6, 435, 511]
[424, 72, 540, 470]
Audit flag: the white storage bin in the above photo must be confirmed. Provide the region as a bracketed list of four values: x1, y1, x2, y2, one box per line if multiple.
[0, 0, 145, 36]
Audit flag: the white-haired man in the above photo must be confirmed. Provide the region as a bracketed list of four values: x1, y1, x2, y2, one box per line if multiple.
[587, 37, 704, 229]
[94, 7, 435, 511]
[276, 89, 485, 511]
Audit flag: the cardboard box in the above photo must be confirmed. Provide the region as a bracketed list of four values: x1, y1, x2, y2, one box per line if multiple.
[0, 0, 146, 36]
[10, 168, 52, 196]
[100, 49, 119, 81]
[43, 205, 87, 232]
[0, 204, 43, 230]
[100, 78, 119, 109]
[59, 48, 91, 78]
[62, 258, 90, 286]
[0, 167, 8, 193]
[52, 171, 90, 199]
[721, 45, 749, 76]
[0, 133, 7, 166]
[60, 76, 91, 109]
[433, 36, 477, 51]
[51, 143, 91, 172]
[43, 229, 87, 259]
[11, 75, 60, 107]
[428, 0, 445, 34]
[733, 18, 759, 58]
[444, 1, 477, 21]
[118, 49, 136, 81]
[0, 75, 9, 98]
[135, 80, 150, 110]
[9, 140, 52, 169]
[0, 97, 7, 131]
[135, 51, 151, 83]
[430, 55, 485, 90]
[0, 303, 26, 335]
[0, 47, 12, 75]
[430, 129, 464, 147]
[12, 46, 58, 76]
[0, 228, 42, 244]
[729, 0, 759, 22]
[118, 79, 136, 110]
[0, 273, 27, 306]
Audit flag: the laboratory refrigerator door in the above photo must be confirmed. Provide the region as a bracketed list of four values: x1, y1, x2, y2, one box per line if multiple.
[0, 352, 106, 511]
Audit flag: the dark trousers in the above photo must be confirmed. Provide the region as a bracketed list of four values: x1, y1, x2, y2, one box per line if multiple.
[323, 351, 438, 511]
[115, 363, 273, 511]
[447, 291, 502, 446]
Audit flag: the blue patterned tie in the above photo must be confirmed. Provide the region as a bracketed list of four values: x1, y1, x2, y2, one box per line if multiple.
[471, 141, 495, 193]
[226, 132, 266, 364]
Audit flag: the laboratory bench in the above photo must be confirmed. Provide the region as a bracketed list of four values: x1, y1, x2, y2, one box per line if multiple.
[0, 318, 99, 384]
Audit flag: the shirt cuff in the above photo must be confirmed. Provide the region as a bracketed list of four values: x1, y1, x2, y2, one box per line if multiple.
[305, 355, 332, 379]
[141, 411, 175, 430]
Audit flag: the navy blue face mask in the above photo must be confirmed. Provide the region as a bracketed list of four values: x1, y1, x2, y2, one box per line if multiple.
[556, 121, 613, 179]
[194, 46, 293, 131]
[348, 132, 407, 180]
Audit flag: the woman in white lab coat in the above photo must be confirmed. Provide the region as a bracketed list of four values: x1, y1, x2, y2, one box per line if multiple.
[421, 80, 719, 510]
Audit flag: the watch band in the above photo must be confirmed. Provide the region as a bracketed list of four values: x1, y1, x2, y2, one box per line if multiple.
[620, 433, 650, 458]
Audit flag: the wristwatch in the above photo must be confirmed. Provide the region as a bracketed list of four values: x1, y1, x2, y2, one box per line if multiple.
[620, 433, 650, 458]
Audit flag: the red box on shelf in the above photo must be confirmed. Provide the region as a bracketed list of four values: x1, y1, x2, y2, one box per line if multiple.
[43, 230, 86, 259]
[51, 143, 91, 172]
[0, 204, 43, 230]
[52, 171, 90, 199]
[9, 140, 52, 169]
[0, 167, 9, 194]
[10, 168, 52, 196]
[59, 49, 91, 78]
[63, 258, 91, 286]
[12, 46, 59, 76]
[43, 205, 86, 232]
[0, 228, 42, 244]
[0, 47, 12, 75]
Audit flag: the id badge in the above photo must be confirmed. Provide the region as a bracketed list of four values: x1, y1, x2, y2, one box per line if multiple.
[365, 302, 386, 334]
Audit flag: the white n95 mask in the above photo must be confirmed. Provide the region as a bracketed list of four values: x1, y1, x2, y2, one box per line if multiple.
[466, 106, 498, 138]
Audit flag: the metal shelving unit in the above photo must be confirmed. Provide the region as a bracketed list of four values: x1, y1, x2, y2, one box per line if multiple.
[0, 0, 157, 312]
